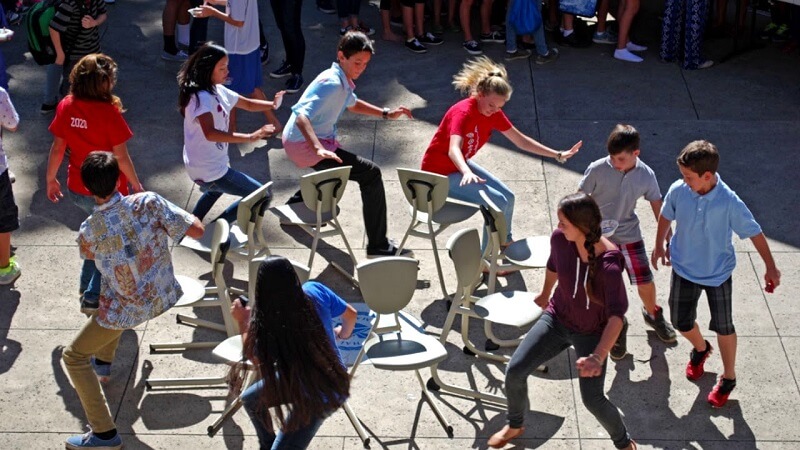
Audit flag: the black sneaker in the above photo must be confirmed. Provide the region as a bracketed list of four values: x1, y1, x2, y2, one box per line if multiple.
[504, 49, 532, 61]
[560, 31, 590, 48]
[260, 42, 269, 65]
[643, 306, 677, 343]
[405, 38, 428, 53]
[366, 239, 414, 258]
[535, 48, 560, 65]
[610, 316, 628, 360]
[317, 0, 336, 14]
[417, 32, 443, 45]
[80, 294, 99, 316]
[480, 30, 505, 43]
[462, 40, 482, 55]
[270, 61, 292, 79]
[40, 103, 57, 114]
[285, 74, 304, 94]
[339, 25, 353, 36]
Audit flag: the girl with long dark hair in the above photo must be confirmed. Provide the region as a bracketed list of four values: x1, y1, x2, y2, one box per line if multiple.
[231, 256, 356, 448]
[488, 193, 636, 449]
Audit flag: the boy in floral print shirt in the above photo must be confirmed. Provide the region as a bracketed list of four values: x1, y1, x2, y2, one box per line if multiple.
[63, 151, 204, 450]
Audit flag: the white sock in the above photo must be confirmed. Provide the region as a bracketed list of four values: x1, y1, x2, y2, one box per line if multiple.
[614, 48, 643, 62]
[626, 41, 647, 52]
[177, 23, 190, 47]
[562, 29, 573, 37]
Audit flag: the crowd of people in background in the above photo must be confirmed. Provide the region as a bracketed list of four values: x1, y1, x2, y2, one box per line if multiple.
[0, 0, 793, 448]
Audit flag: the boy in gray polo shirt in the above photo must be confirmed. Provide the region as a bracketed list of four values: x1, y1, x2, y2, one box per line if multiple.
[579, 124, 676, 359]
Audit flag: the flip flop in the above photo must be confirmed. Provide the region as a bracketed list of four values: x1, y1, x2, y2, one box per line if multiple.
[488, 426, 525, 448]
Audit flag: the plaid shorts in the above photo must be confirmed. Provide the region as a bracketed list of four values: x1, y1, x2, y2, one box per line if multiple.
[668, 271, 735, 335]
[618, 240, 654, 285]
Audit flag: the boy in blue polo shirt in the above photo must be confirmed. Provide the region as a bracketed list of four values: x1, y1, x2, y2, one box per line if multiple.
[580, 124, 676, 360]
[651, 140, 781, 408]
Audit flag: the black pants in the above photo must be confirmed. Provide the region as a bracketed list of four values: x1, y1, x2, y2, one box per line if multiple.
[288, 148, 389, 250]
[188, 0, 208, 54]
[271, 0, 305, 75]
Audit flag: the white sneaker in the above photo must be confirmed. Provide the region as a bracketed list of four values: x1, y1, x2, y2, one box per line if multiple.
[614, 48, 643, 62]
[161, 50, 189, 61]
[626, 41, 648, 52]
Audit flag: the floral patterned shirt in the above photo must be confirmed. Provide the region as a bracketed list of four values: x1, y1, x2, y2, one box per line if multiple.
[77, 192, 195, 329]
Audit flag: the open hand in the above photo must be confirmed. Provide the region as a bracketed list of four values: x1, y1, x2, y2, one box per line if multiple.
[557, 140, 582, 162]
[460, 171, 485, 186]
[316, 147, 343, 163]
[47, 178, 64, 203]
[386, 106, 413, 120]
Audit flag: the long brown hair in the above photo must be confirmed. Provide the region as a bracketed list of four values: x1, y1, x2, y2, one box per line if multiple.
[69, 53, 124, 112]
[559, 192, 603, 305]
[233, 256, 350, 433]
[177, 42, 227, 117]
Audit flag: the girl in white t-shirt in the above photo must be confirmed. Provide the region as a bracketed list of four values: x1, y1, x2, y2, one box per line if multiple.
[195, 0, 281, 134]
[178, 43, 284, 223]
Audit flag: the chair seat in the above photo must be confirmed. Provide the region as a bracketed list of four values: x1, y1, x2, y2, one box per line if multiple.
[503, 235, 551, 268]
[174, 275, 206, 307]
[272, 203, 340, 226]
[180, 221, 247, 253]
[410, 200, 478, 226]
[212, 335, 245, 363]
[364, 330, 447, 371]
[474, 291, 543, 328]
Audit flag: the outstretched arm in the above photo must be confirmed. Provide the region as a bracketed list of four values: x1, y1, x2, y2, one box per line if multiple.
[197, 111, 273, 144]
[193, 4, 244, 27]
[501, 126, 581, 163]
[235, 91, 285, 112]
[347, 99, 413, 120]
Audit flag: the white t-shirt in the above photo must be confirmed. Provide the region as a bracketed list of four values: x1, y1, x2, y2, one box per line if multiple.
[182, 85, 240, 183]
[224, 0, 260, 55]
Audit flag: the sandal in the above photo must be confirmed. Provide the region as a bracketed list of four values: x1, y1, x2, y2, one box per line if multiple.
[488, 426, 524, 448]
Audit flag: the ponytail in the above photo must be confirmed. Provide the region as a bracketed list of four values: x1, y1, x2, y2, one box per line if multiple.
[452, 56, 513, 99]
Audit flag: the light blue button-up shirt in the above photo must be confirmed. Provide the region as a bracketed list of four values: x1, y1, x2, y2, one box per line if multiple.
[283, 62, 358, 143]
[661, 174, 762, 287]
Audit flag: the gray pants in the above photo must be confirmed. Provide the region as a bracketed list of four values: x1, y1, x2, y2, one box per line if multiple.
[43, 57, 79, 106]
[505, 312, 632, 449]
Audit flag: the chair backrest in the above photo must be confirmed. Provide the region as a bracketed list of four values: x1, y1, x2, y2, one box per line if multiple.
[446, 228, 483, 292]
[478, 190, 509, 247]
[248, 256, 311, 301]
[300, 166, 351, 215]
[210, 219, 231, 279]
[356, 257, 418, 315]
[236, 181, 273, 230]
[396, 168, 450, 215]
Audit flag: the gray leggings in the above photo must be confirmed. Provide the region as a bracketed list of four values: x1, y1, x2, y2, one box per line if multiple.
[505, 312, 632, 449]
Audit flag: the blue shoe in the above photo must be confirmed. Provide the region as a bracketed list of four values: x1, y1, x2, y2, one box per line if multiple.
[91, 357, 111, 383]
[65, 430, 122, 449]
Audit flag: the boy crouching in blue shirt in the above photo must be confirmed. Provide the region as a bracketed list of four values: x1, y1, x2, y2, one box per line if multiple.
[651, 140, 781, 408]
[63, 152, 204, 449]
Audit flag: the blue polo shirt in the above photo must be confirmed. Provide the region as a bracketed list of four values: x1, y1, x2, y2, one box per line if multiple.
[660, 174, 762, 287]
[283, 62, 358, 143]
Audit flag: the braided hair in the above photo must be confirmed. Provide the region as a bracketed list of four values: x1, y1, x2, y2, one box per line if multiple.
[559, 192, 604, 306]
[451, 56, 513, 99]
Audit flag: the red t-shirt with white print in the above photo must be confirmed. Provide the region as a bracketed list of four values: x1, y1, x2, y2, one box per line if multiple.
[420, 97, 512, 175]
[49, 95, 134, 196]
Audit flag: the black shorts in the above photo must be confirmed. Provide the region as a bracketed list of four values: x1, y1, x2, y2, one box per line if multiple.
[0, 169, 18, 234]
[668, 271, 735, 335]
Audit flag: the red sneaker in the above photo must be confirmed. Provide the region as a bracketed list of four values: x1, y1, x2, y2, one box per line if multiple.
[708, 377, 737, 407]
[686, 340, 712, 381]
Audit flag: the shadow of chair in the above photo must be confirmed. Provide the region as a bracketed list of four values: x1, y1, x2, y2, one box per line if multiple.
[478, 190, 551, 297]
[427, 228, 543, 404]
[395, 168, 479, 300]
[270, 166, 358, 285]
[180, 182, 273, 260]
[345, 256, 453, 446]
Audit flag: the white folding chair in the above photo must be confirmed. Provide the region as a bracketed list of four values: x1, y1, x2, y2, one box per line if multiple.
[395, 168, 479, 299]
[271, 167, 358, 284]
[478, 190, 550, 296]
[346, 257, 453, 442]
[427, 228, 544, 404]
[181, 181, 273, 260]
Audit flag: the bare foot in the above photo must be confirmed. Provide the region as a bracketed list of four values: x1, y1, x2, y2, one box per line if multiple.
[488, 425, 524, 448]
[382, 31, 403, 42]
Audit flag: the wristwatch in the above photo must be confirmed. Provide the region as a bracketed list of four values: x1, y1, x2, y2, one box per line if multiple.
[382, 107, 389, 120]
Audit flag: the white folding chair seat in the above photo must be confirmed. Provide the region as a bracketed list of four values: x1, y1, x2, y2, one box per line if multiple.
[395, 168, 478, 299]
[271, 166, 358, 284]
[180, 182, 273, 260]
[346, 257, 453, 444]
[428, 228, 543, 405]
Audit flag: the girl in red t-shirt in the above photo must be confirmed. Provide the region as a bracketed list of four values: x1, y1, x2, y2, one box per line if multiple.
[420, 57, 582, 243]
[45, 54, 143, 313]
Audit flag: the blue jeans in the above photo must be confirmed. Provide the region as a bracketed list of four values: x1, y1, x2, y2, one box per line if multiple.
[505, 0, 549, 56]
[68, 190, 101, 301]
[191, 167, 264, 223]
[242, 379, 329, 449]
[505, 313, 632, 449]
[446, 160, 515, 242]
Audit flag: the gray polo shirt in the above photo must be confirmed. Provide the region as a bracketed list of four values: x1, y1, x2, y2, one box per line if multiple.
[579, 156, 662, 244]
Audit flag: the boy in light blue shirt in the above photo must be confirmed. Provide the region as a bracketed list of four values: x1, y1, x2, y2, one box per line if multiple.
[651, 140, 781, 408]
